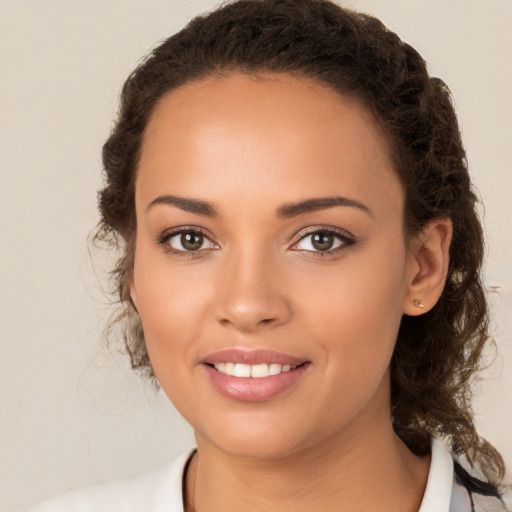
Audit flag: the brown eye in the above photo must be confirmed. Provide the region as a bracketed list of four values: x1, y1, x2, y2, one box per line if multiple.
[167, 230, 213, 252]
[293, 229, 349, 253]
[311, 232, 335, 251]
[181, 232, 204, 250]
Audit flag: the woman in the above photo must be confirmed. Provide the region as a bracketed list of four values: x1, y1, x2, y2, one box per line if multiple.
[27, 0, 509, 510]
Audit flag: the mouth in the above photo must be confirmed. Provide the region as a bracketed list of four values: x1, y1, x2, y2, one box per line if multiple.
[200, 349, 310, 402]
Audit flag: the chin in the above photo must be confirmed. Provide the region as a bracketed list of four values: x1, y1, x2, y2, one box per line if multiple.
[202, 433, 307, 460]
[193, 409, 326, 461]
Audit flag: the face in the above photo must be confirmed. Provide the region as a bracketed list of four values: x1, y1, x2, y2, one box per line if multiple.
[130, 73, 415, 459]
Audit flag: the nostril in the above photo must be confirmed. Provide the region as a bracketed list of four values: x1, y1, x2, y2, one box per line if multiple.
[215, 295, 292, 332]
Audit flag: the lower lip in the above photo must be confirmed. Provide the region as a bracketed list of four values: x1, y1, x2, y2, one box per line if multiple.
[202, 364, 309, 402]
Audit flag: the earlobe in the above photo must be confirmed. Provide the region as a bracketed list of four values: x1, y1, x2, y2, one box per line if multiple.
[403, 218, 453, 316]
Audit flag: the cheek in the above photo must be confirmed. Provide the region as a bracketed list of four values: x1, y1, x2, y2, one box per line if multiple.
[131, 248, 213, 371]
[299, 244, 406, 325]
[295, 243, 407, 374]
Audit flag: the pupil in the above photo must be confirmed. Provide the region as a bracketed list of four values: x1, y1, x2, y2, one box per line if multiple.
[181, 232, 203, 251]
[312, 232, 334, 251]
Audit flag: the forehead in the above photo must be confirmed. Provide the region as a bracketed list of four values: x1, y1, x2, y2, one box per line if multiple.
[137, 73, 403, 217]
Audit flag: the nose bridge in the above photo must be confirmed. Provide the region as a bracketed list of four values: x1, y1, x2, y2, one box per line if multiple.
[214, 242, 290, 332]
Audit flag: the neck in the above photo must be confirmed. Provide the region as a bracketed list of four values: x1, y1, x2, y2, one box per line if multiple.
[186, 421, 430, 512]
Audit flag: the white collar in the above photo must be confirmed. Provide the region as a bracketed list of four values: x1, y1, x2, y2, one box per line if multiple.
[152, 439, 455, 512]
[152, 449, 193, 511]
[418, 437, 454, 512]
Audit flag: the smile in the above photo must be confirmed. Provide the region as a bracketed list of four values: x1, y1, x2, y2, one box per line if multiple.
[201, 349, 310, 402]
[209, 362, 298, 378]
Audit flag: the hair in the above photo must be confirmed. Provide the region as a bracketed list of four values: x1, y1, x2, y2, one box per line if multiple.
[96, 0, 505, 489]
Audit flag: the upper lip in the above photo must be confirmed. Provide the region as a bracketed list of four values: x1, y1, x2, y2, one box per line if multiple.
[201, 349, 308, 366]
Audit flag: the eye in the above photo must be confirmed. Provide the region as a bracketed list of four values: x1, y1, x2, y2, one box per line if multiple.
[292, 229, 354, 253]
[162, 229, 217, 252]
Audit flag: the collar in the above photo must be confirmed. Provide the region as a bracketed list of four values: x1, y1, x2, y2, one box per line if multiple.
[155, 440, 455, 512]
[418, 438, 454, 512]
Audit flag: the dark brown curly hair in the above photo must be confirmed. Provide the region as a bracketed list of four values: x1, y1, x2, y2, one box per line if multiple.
[96, 0, 505, 488]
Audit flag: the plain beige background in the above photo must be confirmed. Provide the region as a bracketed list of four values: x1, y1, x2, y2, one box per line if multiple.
[1, 0, 511, 510]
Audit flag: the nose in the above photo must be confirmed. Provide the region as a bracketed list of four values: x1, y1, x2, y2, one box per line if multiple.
[214, 250, 291, 333]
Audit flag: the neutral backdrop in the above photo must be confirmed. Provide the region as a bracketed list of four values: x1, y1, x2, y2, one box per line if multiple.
[1, 0, 511, 510]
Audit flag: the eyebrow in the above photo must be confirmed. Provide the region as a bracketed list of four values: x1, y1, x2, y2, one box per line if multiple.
[276, 196, 373, 218]
[146, 195, 218, 216]
[146, 194, 372, 219]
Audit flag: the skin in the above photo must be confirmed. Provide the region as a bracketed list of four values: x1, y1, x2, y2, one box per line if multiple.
[130, 73, 452, 512]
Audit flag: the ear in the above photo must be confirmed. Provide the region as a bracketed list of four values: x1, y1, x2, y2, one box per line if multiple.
[403, 218, 453, 316]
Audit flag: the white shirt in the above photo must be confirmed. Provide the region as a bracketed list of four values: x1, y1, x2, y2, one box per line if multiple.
[23, 439, 503, 512]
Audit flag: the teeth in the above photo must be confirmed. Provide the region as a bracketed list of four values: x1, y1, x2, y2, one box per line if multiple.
[251, 363, 269, 378]
[234, 363, 251, 377]
[212, 362, 298, 377]
[269, 363, 281, 375]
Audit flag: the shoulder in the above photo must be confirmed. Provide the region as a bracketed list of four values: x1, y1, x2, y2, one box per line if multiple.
[23, 449, 194, 512]
[420, 439, 510, 512]
[452, 462, 510, 512]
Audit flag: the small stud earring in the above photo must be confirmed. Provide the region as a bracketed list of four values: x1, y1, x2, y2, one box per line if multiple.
[412, 299, 425, 309]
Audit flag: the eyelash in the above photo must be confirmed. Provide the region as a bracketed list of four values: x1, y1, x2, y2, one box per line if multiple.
[157, 227, 218, 258]
[291, 227, 356, 257]
[157, 226, 356, 258]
